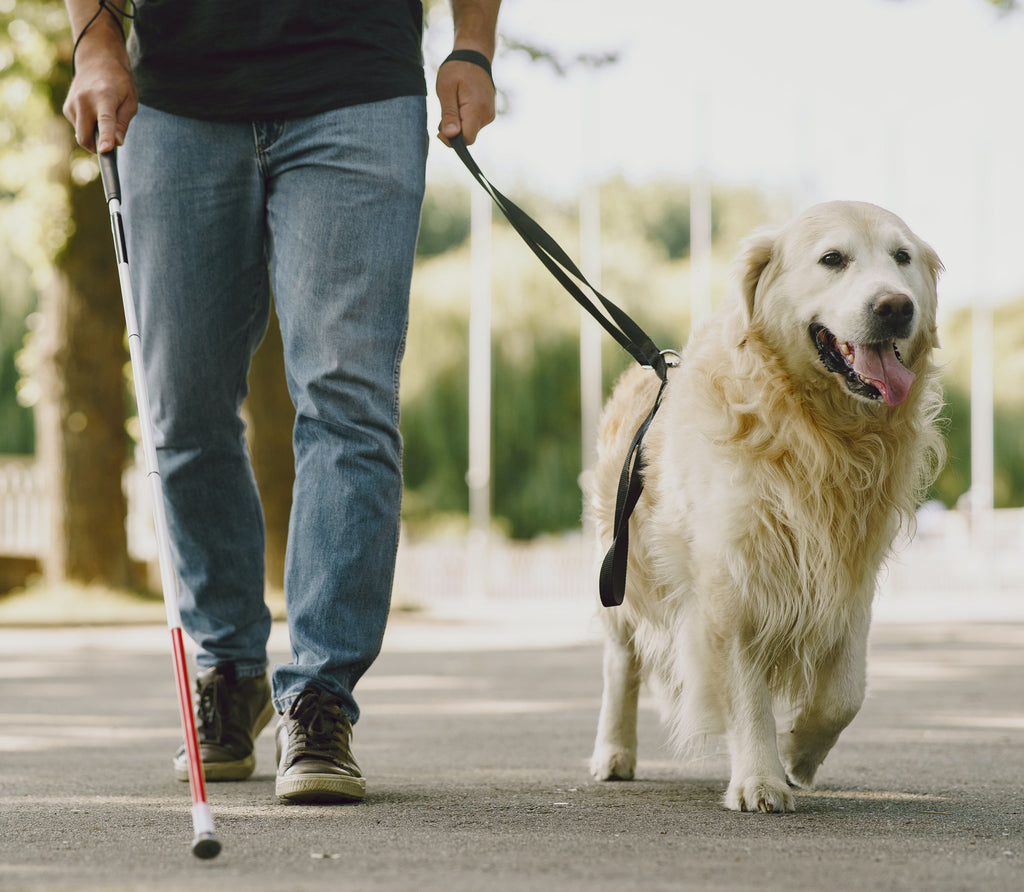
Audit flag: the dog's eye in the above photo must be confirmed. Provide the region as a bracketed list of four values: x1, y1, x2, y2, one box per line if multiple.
[893, 248, 912, 265]
[819, 251, 847, 269]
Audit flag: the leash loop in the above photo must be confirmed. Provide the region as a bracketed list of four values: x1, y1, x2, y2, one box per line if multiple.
[451, 134, 673, 607]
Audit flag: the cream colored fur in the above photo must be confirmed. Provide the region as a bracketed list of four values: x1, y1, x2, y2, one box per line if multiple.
[587, 201, 945, 813]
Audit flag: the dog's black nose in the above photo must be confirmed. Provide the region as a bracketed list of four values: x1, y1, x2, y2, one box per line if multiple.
[872, 293, 914, 338]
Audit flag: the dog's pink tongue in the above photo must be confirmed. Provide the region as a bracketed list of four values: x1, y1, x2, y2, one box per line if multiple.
[852, 344, 915, 406]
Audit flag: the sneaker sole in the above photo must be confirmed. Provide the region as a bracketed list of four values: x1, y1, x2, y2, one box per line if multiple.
[275, 773, 366, 803]
[174, 697, 276, 782]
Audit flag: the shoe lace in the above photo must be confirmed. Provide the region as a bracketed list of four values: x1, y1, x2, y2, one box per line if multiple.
[288, 687, 348, 755]
[195, 674, 224, 740]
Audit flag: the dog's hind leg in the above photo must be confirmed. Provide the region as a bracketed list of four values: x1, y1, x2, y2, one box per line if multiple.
[779, 614, 869, 789]
[590, 624, 641, 781]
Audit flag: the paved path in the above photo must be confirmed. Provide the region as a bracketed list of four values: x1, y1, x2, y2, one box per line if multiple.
[1, 599, 1022, 891]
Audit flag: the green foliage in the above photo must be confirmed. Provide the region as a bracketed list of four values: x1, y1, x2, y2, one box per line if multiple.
[638, 184, 720, 262]
[931, 298, 1024, 509]
[400, 316, 589, 539]
[1, 0, 77, 453]
[400, 177, 761, 539]
[645, 199, 693, 261]
[0, 344, 33, 453]
[0, 1, 74, 275]
[400, 318, 471, 521]
[932, 383, 1024, 510]
[0, 244, 34, 452]
[491, 334, 583, 538]
[416, 184, 471, 257]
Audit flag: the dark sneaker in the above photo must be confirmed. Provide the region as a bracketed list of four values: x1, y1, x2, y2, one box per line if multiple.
[173, 664, 274, 782]
[275, 685, 366, 803]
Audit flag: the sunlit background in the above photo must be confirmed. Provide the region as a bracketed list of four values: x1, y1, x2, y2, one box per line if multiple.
[0, 0, 1021, 616]
[427, 0, 1024, 307]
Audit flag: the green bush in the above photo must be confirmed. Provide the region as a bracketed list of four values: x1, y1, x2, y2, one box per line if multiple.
[401, 330, 589, 539]
[416, 186, 471, 258]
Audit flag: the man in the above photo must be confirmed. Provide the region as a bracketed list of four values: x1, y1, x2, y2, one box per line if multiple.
[63, 0, 501, 803]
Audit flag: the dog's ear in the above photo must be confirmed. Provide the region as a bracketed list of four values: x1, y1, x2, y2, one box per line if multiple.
[919, 238, 944, 349]
[921, 240, 944, 290]
[732, 227, 777, 323]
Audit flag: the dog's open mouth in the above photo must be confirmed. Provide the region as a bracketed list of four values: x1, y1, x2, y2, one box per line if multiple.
[809, 324, 915, 407]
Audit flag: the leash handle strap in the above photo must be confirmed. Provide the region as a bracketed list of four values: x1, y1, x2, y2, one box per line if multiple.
[450, 134, 669, 608]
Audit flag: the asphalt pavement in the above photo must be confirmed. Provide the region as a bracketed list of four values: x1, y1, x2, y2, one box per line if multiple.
[1, 596, 1022, 891]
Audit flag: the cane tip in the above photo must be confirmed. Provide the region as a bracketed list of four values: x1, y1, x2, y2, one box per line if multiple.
[191, 832, 221, 860]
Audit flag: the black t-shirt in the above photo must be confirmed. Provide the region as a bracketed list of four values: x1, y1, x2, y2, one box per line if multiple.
[127, 0, 426, 121]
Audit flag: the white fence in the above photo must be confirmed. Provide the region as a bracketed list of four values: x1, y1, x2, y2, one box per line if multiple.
[393, 533, 597, 607]
[0, 458, 47, 559]
[0, 456, 155, 563]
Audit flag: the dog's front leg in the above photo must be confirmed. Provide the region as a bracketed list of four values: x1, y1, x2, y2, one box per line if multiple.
[590, 623, 641, 781]
[718, 638, 795, 813]
[779, 613, 869, 789]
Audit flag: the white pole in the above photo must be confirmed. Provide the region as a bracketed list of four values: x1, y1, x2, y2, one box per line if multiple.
[690, 91, 712, 333]
[580, 79, 603, 541]
[970, 301, 995, 557]
[579, 183, 603, 530]
[969, 126, 995, 577]
[467, 184, 492, 599]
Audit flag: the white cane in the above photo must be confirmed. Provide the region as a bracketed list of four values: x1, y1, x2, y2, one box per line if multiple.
[97, 142, 221, 860]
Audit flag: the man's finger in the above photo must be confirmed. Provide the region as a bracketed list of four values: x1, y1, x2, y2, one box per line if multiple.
[95, 113, 118, 154]
[438, 96, 463, 146]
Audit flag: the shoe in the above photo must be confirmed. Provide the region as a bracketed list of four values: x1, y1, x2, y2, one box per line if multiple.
[275, 685, 366, 803]
[173, 664, 274, 782]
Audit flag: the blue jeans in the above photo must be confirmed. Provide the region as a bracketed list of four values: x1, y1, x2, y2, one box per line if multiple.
[118, 98, 428, 720]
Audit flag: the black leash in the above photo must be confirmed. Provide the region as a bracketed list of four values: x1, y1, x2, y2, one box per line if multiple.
[450, 134, 676, 608]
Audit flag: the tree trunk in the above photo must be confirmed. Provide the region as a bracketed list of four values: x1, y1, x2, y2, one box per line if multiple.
[36, 126, 132, 588]
[246, 303, 294, 590]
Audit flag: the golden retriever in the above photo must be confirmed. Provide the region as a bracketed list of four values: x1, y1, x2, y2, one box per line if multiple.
[587, 201, 945, 812]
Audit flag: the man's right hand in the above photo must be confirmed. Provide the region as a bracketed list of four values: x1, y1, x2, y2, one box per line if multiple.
[62, 1, 138, 153]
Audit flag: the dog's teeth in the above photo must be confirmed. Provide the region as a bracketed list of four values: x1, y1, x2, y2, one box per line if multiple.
[839, 342, 855, 361]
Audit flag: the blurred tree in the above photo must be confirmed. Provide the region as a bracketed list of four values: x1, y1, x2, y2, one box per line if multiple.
[36, 149, 133, 586]
[2, 2, 133, 586]
[416, 184, 472, 257]
[632, 183, 721, 261]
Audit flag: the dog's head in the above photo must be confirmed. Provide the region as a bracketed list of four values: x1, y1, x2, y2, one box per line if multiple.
[733, 201, 942, 407]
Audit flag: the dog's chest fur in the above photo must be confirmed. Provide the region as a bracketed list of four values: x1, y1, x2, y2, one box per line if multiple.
[635, 319, 938, 673]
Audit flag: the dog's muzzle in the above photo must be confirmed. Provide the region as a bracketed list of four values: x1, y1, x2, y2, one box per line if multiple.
[810, 323, 915, 407]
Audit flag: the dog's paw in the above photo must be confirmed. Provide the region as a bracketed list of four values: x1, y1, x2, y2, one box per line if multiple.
[589, 748, 636, 781]
[724, 776, 796, 813]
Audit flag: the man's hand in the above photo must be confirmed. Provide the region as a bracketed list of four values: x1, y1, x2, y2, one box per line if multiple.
[436, 58, 495, 147]
[62, 1, 137, 153]
[436, 0, 501, 146]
